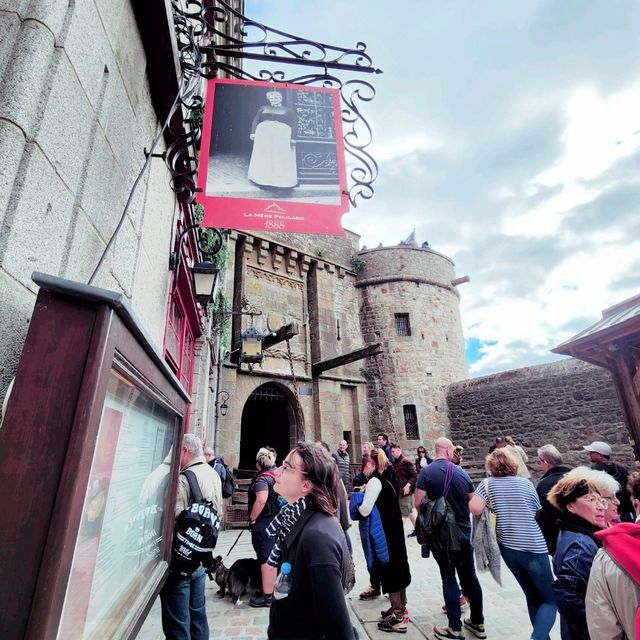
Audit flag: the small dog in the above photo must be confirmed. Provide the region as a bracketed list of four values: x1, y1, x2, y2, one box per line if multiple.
[211, 555, 228, 597]
[210, 555, 261, 605]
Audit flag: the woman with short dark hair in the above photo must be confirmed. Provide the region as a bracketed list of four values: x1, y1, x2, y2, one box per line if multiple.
[267, 443, 355, 640]
[547, 471, 607, 639]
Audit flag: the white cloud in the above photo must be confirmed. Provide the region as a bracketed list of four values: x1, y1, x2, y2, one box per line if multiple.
[247, 0, 640, 378]
[503, 83, 640, 237]
[372, 130, 446, 163]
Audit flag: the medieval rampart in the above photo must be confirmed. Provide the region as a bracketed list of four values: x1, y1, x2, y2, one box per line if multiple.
[447, 358, 636, 478]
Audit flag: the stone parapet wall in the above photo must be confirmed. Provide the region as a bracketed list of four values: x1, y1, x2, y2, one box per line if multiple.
[447, 359, 636, 479]
[356, 245, 457, 289]
[258, 228, 360, 268]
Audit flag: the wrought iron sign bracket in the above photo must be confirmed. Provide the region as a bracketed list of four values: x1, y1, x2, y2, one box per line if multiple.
[167, 0, 381, 211]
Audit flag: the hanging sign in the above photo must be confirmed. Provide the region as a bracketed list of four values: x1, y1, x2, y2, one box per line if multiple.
[196, 78, 348, 235]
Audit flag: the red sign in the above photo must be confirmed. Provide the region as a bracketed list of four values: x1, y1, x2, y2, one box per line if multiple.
[196, 78, 348, 235]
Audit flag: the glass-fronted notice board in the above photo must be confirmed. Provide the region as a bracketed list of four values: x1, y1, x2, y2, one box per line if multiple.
[0, 274, 190, 640]
[58, 369, 178, 638]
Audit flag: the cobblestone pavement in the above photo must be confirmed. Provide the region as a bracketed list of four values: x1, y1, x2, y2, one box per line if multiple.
[136, 522, 561, 640]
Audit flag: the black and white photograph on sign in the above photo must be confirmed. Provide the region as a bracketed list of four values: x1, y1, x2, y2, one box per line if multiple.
[205, 81, 344, 205]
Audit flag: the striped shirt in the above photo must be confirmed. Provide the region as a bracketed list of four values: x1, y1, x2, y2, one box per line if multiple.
[475, 476, 547, 553]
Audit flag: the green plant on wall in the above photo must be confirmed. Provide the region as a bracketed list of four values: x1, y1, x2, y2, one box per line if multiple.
[351, 254, 366, 274]
[192, 203, 228, 268]
[189, 96, 204, 127]
[210, 290, 231, 344]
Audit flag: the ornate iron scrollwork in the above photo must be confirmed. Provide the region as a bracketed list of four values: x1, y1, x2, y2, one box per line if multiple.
[167, 0, 380, 209]
[201, 3, 380, 74]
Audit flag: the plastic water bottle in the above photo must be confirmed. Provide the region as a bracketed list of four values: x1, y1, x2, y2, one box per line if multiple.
[272, 562, 292, 600]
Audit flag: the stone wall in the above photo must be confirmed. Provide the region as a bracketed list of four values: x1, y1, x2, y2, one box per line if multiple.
[357, 245, 468, 446]
[357, 245, 459, 287]
[447, 358, 636, 479]
[260, 228, 360, 268]
[0, 2, 177, 401]
[217, 232, 368, 465]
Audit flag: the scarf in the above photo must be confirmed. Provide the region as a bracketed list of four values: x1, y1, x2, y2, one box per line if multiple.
[557, 511, 604, 547]
[266, 496, 308, 567]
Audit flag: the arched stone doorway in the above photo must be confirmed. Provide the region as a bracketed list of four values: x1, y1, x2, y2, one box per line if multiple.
[239, 383, 298, 470]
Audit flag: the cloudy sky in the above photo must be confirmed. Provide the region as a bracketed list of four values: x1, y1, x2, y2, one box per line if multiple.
[246, 1, 640, 377]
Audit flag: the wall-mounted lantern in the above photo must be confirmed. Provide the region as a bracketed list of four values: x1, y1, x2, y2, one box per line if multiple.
[217, 390, 229, 417]
[190, 261, 219, 306]
[240, 325, 264, 366]
[168, 223, 223, 307]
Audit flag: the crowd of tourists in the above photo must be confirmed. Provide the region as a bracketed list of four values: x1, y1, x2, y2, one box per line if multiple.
[164, 433, 640, 640]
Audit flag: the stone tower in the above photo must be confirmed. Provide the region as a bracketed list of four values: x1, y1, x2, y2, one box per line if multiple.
[356, 243, 468, 448]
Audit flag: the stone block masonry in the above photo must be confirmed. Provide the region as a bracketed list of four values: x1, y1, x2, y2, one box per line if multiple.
[0, 2, 177, 402]
[447, 358, 636, 479]
[357, 245, 468, 446]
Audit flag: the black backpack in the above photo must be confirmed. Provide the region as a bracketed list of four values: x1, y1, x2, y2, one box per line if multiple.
[170, 469, 221, 579]
[416, 463, 466, 561]
[212, 457, 235, 499]
[250, 470, 284, 519]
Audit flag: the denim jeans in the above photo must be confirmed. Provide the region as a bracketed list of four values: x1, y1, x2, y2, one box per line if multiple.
[160, 567, 209, 640]
[500, 546, 557, 640]
[435, 537, 484, 631]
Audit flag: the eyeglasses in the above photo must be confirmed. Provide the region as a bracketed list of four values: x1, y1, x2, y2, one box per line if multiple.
[281, 459, 307, 475]
[577, 495, 607, 506]
[600, 495, 619, 504]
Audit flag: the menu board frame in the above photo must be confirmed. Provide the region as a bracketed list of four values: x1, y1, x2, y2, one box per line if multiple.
[0, 273, 190, 640]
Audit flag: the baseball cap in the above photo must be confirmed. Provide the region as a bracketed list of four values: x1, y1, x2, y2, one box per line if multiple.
[583, 441, 612, 456]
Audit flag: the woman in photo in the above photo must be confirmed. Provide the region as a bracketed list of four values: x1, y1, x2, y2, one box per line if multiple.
[248, 89, 298, 189]
[266, 442, 356, 640]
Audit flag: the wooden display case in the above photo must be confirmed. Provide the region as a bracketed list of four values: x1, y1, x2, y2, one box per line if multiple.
[0, 274, 190, 640]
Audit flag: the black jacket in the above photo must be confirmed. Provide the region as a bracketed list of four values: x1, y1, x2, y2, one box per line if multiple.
[370, 468, 411, 593]
[536, 465, 571, 554]
[591, 461, 634, 520]
[267, 509, 355, 640]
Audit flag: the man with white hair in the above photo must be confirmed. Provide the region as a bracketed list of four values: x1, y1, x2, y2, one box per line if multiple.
[160, 433, 223, 640]
[333, 439, 351, 493]
[584, 440, 634, 522]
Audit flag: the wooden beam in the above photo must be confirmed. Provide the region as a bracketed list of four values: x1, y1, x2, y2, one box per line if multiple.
[229, 323, 300, 364]
[263, 323, 299, 350]
[312, 343, 384, 376]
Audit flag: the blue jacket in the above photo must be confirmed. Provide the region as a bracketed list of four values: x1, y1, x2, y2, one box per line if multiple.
[349, 491, 389, 569]
[553, 517, 602, 640]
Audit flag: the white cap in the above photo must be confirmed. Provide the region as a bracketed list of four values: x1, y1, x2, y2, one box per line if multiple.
[583, 441, 612, 456]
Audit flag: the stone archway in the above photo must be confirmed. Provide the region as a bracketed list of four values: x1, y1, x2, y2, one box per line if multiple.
[239, 382, 298, 470]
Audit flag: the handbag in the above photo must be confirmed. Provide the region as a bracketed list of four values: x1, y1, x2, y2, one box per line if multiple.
[484, 478, 497, 534]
